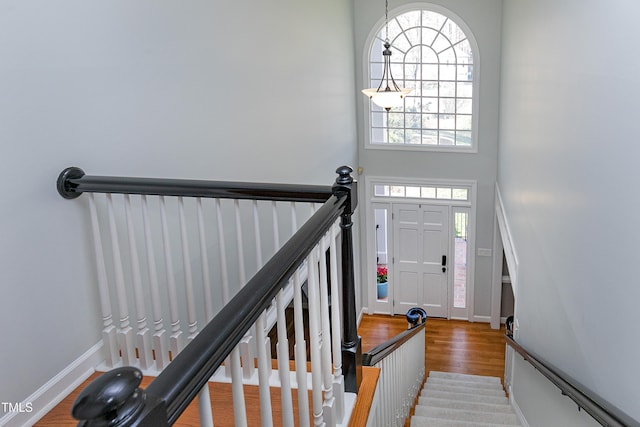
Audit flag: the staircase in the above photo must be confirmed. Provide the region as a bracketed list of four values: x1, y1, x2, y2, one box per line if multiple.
[410, 371, 521, 427]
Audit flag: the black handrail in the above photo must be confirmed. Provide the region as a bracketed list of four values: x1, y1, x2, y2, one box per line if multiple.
[57, 166, 333, 203]
[65, 166, 360, 426]
[362, 322, 426, 366]
[505, 334, 639, 427]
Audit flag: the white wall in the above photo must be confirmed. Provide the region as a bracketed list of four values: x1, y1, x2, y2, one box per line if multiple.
[0, 0, 356, 415]
[499, 0, 640, 422]
[353, 0, 502, 317]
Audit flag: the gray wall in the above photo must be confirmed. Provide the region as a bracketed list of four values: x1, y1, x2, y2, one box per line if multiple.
[353, 0, 502, 317]
[499, 0, 640, 422]
[0, 0, 356, 411]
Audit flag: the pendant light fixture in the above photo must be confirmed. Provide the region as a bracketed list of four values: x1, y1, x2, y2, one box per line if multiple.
[362, 0, 412, 111]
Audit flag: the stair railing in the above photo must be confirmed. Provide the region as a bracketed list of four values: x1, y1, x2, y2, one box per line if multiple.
[57, 166, 361, 426]
[361, 308, 427, 427]
[505, 323, 639, 427]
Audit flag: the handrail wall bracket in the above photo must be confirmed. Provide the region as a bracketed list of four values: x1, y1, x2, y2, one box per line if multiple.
[57, 166, 85, 199]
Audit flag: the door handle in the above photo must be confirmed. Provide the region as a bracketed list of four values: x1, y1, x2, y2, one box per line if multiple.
[442, 255, 447, 273]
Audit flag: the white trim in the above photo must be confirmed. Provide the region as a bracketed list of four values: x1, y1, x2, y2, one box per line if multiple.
[357, 306, 366, 327]
[473, 315, 491, 323]
[0, 342, 104, 427]
[490, 212, 503, 329]
[494, 183, 519, 297]
[362, 2, 481, 154]
[510, 391, 530, 427]
[365, 175, 477, 319]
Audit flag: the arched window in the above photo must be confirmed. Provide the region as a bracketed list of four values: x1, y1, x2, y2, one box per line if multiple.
[366, 7, 478, 151]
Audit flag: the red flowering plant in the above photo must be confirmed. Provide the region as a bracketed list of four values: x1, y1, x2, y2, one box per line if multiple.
[377, 266, 388, 283]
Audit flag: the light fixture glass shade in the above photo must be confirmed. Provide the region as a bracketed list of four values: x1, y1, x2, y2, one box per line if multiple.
[362, 87, 412, 110]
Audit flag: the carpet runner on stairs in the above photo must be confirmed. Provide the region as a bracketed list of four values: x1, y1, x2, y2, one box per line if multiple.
[410, 371, 521, 427]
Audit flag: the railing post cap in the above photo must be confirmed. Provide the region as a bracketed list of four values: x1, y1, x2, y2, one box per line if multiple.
[335, 166, 354, 185]
[72, 366, 146, 426]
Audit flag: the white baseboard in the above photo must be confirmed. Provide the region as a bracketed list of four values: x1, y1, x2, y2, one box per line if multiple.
[473, 315, 491, 323]
[358, 307, 366, 326]
[0, 342, 104, 427]
[510, 391, 530, 427]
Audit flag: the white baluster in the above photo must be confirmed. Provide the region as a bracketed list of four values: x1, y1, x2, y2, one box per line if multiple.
[329, 223, 345, 420]
[197, 198, 214, 321]
[141, 195, 170, 370]
[307, 249, 326, 427]
[234, 199, 247, 285]
[318, 233, 336, 426]
[215, 199, 230, 303]
[177, 197, 213, 427]
[253, 201, 274, 425]
[178, 197, 198, 341]
[106, 194, 136, 366]
[230, 347, 248, 427]
[272, 201, 280, 251]
[290, 202, 297, 235]
[88, 194, 118, 367]
[255, 313, 273, 427]
[124, 195, 153, 370]
[276, 286, 295, 427]
[215, 199, 234, 378]
[293, 270, 310, 427]
[159, 196, 184, 358]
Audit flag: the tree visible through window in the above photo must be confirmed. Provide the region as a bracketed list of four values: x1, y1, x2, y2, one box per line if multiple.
[368, 9, 476, 149]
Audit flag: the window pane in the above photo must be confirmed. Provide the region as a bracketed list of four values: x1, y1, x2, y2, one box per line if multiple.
[374, 185, 390, 196]
[423, 98, 438, 113]
[440, 98, 456, 114]
[439, 132, 455, 145]
[406, 186, 421, 197]
[457, 82, 473, 97]
[422, 81, 439, 96]
[422, 130, 438, 145]
[388, 129, 405, 143]
[405, 97, 421, 112]
[436, 188, 452, 199]
[422, 63, 438, 79]
[452, 188, 468, 200]
[387, 113, 404, 128]
[440, 64, 456, 80]
[438, 47, 456, 64]
[422, 10, 447, 30]
[406, 129, 421, 144]
[422, 45, 438, 63]
[440, 82, 456, 96]
[396, 10, 421, 31]
[455, 131, 472, 146]
[421, 186, 437, 198]
[390, 186, 405, 197]
[456, 115, 472, 131]
[422, 114, 438, 129]
[457, 98, 472, 114]
[439, 114, 455, 129]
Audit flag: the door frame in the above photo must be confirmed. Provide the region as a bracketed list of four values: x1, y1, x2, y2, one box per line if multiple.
[364, 175, 477, 319]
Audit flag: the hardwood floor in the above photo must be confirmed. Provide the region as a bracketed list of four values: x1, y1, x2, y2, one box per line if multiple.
[359, 314, 507, 427]
[359, 314, 507, 382]
[36, 316, 505, 426]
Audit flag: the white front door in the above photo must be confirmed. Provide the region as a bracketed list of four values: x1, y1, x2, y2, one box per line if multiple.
[393, 203, 449, 318]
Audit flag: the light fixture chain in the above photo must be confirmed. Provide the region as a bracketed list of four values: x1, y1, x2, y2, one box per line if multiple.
[385, 0, 389, 42]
